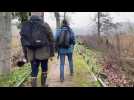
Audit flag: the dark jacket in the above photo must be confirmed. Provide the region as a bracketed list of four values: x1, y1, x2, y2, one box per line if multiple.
[20, 15, 54, 62]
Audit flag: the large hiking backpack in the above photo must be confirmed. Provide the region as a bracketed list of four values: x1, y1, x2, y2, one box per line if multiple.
[57, 27, 71, 48]
[20, 20, 49, 50]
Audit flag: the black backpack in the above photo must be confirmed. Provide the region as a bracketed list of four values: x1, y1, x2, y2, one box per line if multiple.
[20, 20, 49, 50]
[57, 27, 71, 48]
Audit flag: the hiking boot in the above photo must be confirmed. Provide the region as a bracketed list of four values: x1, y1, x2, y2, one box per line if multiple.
[60, 78, 64, 82]
[70, 72, 74, 76]
[41, 73, 48, 87]
[43, 80, 48, 87]
[60, 80, 64, 82]
[31, 77, 37, 87]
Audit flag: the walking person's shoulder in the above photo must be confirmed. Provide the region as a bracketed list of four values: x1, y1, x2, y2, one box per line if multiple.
[22, 20, 32, 26]
[42, 22, 52, 33]
[21, 20, 32, 30]
[20, 21, 31, 34]
[67, 26, 73, 31]
[64, 25, 72, 32]
[43, 22, 51, 28]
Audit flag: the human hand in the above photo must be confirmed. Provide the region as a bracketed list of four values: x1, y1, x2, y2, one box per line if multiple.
[57, 55, 59, 59]
[50, 58, 53, 61]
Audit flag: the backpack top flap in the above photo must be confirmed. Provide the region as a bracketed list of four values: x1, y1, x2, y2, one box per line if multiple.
[57, 27, 71, 48]
[20, 19, 49, 49]
[30, 21, 49, 49]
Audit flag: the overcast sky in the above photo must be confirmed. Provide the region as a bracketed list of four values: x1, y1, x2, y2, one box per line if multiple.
[43, 12, 134, 35]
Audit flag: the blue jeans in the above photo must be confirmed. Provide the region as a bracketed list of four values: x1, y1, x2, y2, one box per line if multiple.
[60, 53, 74, 80]
[31, 59, 48, 77]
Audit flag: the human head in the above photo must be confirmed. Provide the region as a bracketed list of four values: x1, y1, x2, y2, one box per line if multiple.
[62, 19, 69, 26]
[31, 12, 42, 17]
[30, 12, 44, 20]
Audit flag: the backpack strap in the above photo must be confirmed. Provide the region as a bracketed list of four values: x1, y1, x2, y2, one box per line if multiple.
[29, 21, 36, 60]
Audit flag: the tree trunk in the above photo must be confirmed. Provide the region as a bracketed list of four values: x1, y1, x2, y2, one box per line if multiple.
[41, 12, 44, 21]
[64, 12, 66, 20]
[54, 12, 60, 29]
[97, 12, 101, 44]
[0, 12, 11, 75]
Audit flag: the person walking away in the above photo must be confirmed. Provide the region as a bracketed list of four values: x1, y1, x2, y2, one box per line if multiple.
[20, 12, 54, 87]
[56, 19, 75, 82]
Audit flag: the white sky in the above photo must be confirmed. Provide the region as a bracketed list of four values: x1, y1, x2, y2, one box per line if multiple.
[110, 12, 134, 22]
[44, 12, 134, 35]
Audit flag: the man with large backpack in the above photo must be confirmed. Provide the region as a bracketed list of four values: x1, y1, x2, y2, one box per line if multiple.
[56, 19, 75, 82]
[20, 12, 54, 87]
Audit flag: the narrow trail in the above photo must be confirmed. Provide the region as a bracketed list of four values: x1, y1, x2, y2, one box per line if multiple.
[48, 56, 78, 87]
[21, 47, 100, 87]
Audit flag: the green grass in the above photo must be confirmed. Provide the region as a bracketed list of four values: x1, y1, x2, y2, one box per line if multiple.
[73, 45, 101, 87]
[0, 64, 31, 87]
[76, 44, 102, 74]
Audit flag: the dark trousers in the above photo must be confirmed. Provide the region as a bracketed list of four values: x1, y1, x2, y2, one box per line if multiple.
[31, 59, 48, 77]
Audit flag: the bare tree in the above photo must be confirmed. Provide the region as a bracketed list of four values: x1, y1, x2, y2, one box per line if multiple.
[54, 12, 60, 29]
[94, 12, 117, 44]
[12, 12, 31, 28]
[93, 12, 103, 44]
[41, 12, 44, 20]
[0, 12, 12, 75]
[64, 12, 67, 20]
[63, 12, 74, 23]
[98, 12, 101, 43]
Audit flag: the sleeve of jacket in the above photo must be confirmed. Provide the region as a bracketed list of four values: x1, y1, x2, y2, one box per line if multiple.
[44, 23, 55, 57]
[20, 22, 28, 60]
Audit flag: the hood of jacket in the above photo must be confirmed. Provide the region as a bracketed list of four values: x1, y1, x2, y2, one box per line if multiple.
[29, 15, 43, 22]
